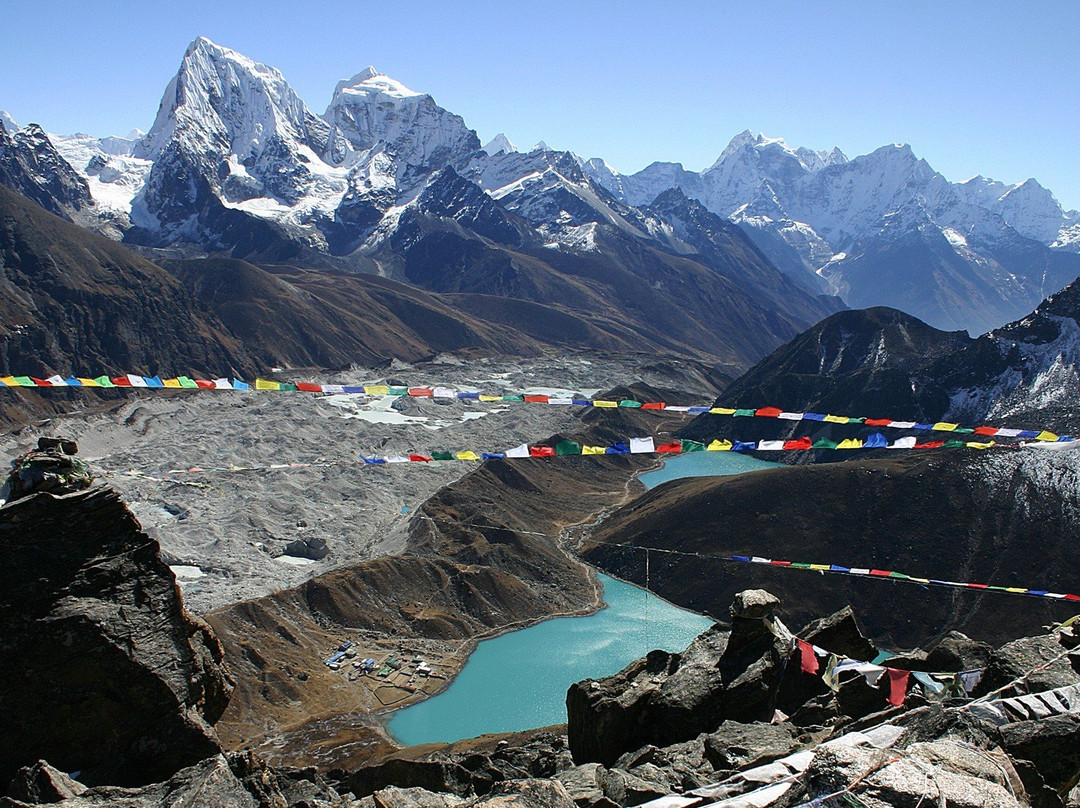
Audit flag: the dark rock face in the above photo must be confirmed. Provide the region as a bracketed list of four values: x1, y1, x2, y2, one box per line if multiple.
[975, 634, 1080, 697]
[999, 715, 1080, 797]
[0, 486, 233, 788]
[584, 453, 1080, 648]
[702, 721, 799, 772]
[567, 596, 796, 768]
[0, 184, 251, 379]
[680, 306, 973, 444]
[0, 123, 92, 220]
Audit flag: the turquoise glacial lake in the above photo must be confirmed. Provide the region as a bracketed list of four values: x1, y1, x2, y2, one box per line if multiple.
[387, 452, 779, 746]
[639, 449, 781, 489]
[387, 573, 713, 745]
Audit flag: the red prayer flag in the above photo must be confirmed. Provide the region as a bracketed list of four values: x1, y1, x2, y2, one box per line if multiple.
[111, 376, 132, 387]
[194, 379, 215, 389]
[864, 418, 892, 427]
[783, 436, 813, 451]
[870, 569, 892, 577]
[524, 395, 549, 403]
[886, 668, 910, 706]
[755, 406, 783, 418]
[296, 382, 322, 392]
[770, 560, 792, 567]
[973, 426, 999, 436]
[408, 454, 432, 462]
[797, 639, 819, 675]
[641, 402, 666, 410]
[915, 441, 945, 449]
[409, 387, 433, 397]
[1065, 594, 1080, 602]
[656, 442, 683, 453]
[31, 378, 52, 386]
[530, 446, 555, 457]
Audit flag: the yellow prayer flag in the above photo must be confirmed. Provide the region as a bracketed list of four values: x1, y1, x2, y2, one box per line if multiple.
[479, 395, 501, 402]
[364, 385, 390, 396]
[932, 422, 959, 432]
[77, 377, 101, 387]
[162, 378, 183, 388]
[809, 564, 830, 571]
[254, 378, 280, 390]
[1005, 587, 1026, 593]
[1035, 430, 1058, 442]
[592, 400, 618, 408]
[966, 441, 994, 450]
[709, 407, 736, 415]
[455, 450, 481, 461]
[707, 439, 733, 451]
[582, 446, 607, 455]
[823, 414, 849, 424]
[0, 377, 15, 387]
[836, 438, 863, 449]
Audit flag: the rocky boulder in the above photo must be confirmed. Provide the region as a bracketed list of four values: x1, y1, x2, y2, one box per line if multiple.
[0, 486, 234, 789]
[567, 589, 794, 767]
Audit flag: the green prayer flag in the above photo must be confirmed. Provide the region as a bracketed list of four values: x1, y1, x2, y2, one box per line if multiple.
[13, 376, 35, 387]
[812, 438, 838, 450]
[618, 399, 643, 408]
[281, 383, 299, 392]
[388, 387, 408, 396]
[177, 376, 199, 389]
[733, 408, 756, 417]
[431, 451, 454, 461]
[943, 440, 966, 448]
[501, 395, 524, 402]
[952, 427, 974, 434]
[93, 375, 116, 388]
[679, 439, 706, 452]
[822, 654, 840, 692]
[555, 440, 582, 456]
[790, 562, 812, 569]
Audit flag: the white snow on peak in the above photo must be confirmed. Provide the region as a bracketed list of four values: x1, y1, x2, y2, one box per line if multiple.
[136, 36, 324, 162]
[530, 140, 549, 152]
[0, 110, 19, 134]
[332, 67, 422, 100]
[324, 63, 478, 169]
[711, 129, 843, 174]
[482, 133, 517, 156]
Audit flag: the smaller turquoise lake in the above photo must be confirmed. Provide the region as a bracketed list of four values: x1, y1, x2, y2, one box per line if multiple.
[387, 574, 714, 745]
[639, 449, 780, 489]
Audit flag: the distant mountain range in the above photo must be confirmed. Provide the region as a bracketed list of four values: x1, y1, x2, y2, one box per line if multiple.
[2, 35, 1079, 360]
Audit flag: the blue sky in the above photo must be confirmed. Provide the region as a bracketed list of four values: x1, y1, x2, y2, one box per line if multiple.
[4, 1, 1079, 208]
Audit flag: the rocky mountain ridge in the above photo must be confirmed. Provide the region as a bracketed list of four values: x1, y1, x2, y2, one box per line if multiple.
[11, 36, 1080, 339]
[679, 273, 1080, 450]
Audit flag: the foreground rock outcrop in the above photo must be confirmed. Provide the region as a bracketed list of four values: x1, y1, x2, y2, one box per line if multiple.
[0, 486, 233, 787]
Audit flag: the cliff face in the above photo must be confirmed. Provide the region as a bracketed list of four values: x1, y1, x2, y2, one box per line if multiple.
[0, 486, 233, 788]
[583, 452, 1080, 649]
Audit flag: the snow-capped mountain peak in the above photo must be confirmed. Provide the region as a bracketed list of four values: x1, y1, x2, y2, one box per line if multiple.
[323, 64, 478, 171]
[482, 133, 517, 156]
[332, 67, 423, 101]
[136, 36, 329, 163]
[0, 110, 20, 134]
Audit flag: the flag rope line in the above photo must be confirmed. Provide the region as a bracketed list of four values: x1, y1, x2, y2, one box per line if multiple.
[581, 539, 1080, 603]
[2, 373, 1073, 443]
[105, 431, 1048, 485]
[403, 514, 1080, 604]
